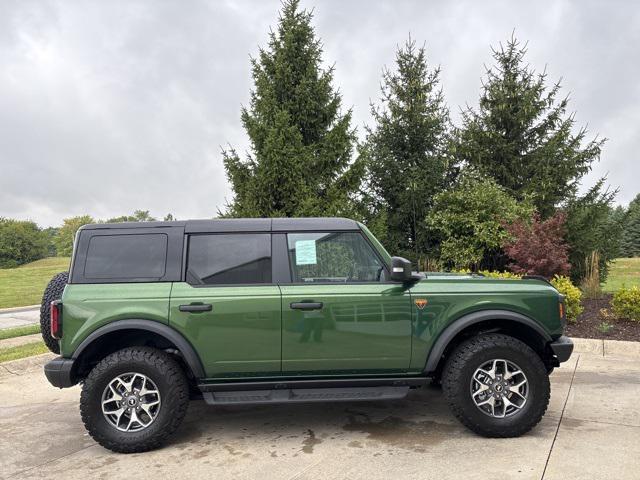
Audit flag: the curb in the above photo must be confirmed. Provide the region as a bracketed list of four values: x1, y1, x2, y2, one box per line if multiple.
[572, 337, 640, 358]
[0, 305, 40, 314]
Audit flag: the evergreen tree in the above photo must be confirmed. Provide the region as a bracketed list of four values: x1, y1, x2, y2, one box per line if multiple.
[222, 0, 360, 218]
[456, 37, 604, 217]
[621, 194, 640, 257]
[363, 38, 452, 264]
[564, 180, 622, 282]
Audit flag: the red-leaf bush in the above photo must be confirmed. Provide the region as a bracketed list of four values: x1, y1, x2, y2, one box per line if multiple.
[502, 213, 571, 278]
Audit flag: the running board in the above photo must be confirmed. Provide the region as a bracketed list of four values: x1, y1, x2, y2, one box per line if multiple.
[202, 386, 410, 406]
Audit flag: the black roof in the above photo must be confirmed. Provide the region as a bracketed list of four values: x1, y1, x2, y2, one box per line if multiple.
[80, 217, 360, 233]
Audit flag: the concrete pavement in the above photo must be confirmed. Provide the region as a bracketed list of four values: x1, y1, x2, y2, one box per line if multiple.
[0, 306, 39, 330]
[1, 346, 639, 479]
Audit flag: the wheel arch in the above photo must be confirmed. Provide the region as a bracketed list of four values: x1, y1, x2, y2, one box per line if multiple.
[71, 319, 205, 381]
[424, 309, 552, 375]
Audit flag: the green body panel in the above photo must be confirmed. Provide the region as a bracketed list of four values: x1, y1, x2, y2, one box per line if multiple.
[60, 283, 172, 357]
[168, 282, 281, 378]
[408, 276, 563, 371]
[280, 284, 412, 375]
[58, 224, 564, 382]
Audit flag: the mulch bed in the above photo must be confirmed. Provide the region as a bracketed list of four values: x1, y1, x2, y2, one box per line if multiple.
[565, 294, 640, 342]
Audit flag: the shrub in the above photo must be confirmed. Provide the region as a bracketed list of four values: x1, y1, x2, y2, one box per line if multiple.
[426, 174, 533, 270]
[478, 270, 522, 279]
[612, 286, 640, 322]
[551, 275, 583, 322]
[502, 212, 571, 279]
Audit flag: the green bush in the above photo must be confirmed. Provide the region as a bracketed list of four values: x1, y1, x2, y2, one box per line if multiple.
[612, 286, 640, 321]
[551, 275, 583, 322]
[0, 218, 48, 268]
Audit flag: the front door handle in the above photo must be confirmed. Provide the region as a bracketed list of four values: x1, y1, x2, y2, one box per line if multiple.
[179, 303, 212, 313]
[290, 302, 323, 311]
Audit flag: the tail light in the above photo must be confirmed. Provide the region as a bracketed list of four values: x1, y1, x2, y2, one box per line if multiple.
[50, 300, 62, 339]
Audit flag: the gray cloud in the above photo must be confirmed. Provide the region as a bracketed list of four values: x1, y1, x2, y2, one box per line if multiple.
[1, 0, 638, 227]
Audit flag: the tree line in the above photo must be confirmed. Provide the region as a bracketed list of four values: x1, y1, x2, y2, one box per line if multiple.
[221, 0, 639, 283]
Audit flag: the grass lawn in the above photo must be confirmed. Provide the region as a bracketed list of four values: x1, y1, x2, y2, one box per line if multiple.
[0, 257, 70, 309]
[603, 257, 640, 293]
[0, 324, 40, 340]
[0, 341, 49, 363]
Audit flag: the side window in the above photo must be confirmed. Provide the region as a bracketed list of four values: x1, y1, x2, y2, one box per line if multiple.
[287, 232, 385, 283]
[84, 234, 167, 280]
[187, 234, 271, 285]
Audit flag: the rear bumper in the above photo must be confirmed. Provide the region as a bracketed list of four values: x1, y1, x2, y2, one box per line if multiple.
[549, 335, 574, 363]
[44, 357, 76, 388]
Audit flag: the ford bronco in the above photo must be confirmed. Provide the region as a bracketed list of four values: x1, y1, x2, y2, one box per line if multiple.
[42, 217, 573, 453]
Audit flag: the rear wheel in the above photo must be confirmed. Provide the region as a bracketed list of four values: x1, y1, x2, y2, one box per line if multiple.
[39, 271, 69, 354]
[80, 347, 189, 453]
[442, 333, 550, 437]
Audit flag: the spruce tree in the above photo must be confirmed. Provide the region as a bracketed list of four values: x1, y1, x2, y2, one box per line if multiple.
[621, 194, 640, 257]
[222, 0, 360, 218]
[363, 38, 452, 264]
[456, 37, 604, 217]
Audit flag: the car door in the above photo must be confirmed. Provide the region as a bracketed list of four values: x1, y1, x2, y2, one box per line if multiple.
[169, 233, 281, 379]
[279, 230, 412, 375]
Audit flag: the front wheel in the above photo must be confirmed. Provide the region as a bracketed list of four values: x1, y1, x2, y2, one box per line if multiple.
[442, 333, 550, 437]
[80, 347, 190, 453]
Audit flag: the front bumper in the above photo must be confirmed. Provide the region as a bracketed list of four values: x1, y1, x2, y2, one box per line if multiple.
[44, 357, 76, 388]
[549, 335, 574, 363]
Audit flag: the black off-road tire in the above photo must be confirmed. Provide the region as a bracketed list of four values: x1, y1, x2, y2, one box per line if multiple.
[442, 333, 550, 438]
[39, 271, 69, 354]
[80, 347, 190, 453]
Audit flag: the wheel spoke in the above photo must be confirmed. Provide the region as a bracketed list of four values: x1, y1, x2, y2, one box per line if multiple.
[470, 358, 529, 419]
[101, 372, 161, 432]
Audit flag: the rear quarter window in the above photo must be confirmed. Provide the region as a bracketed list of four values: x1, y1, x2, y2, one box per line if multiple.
[84, 234, 168, 280]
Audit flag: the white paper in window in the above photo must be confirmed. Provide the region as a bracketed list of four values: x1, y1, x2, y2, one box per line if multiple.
[295, 240, 317, 265]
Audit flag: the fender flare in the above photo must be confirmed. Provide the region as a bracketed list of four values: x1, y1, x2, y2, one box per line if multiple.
[423, 309, 552, 373]
[72, 319, 205, 378]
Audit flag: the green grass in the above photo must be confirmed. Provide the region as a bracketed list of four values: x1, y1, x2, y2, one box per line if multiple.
[0, 341, 49, 363]
[603, 258, 640, 293]
[0, 257, 70, 309]
[0, 325, 40, 340]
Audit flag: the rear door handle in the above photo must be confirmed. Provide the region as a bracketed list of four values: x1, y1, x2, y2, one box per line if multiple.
[179, 303, 212, 313]
[290, 302, 323, 311]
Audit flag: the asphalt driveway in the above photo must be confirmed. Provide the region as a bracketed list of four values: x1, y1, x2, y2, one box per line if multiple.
[1, 343, 639, 480]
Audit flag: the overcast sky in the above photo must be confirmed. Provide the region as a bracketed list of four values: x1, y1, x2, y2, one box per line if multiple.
[1, 0, 638, 227]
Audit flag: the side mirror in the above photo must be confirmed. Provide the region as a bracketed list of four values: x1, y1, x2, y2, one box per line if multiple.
[390, 256, 412, 282]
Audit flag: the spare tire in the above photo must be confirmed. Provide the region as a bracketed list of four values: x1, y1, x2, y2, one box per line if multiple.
[40, 271, 69, 354]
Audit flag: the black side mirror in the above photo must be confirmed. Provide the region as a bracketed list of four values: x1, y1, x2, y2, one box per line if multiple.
[390, 256, 412, 282]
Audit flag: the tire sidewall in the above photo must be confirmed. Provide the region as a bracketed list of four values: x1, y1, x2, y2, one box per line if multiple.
[448, 341, 549, 432]
[82, 351, 187, 448]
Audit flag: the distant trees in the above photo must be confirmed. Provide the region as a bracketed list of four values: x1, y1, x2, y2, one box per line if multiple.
[0, 218, 48, 268]
[106, 210, 156, 223]
[363, 38, 452, 264]
[621, 194, 640, 257]
[53, 215, 95, 257]
[222, 0, 361, 218]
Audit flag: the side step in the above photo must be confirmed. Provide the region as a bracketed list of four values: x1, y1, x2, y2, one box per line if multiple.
[202, 386, 410, 406]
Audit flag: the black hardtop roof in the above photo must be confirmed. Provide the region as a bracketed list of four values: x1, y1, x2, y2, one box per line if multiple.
[80, 217, 360, 233]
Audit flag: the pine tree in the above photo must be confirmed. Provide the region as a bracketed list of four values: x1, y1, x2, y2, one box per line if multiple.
[621, 194, 640, 257]
[222, 0, 360, 218]
[456, 36, 604, 218]
[363, 38, 452, 264]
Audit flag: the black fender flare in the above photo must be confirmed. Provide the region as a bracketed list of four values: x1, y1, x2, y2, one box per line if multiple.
[423, 309, 552, 373]
[72, 319, 205, 378]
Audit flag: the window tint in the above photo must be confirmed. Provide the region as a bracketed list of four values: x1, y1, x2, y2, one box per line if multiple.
[287, 232, 384, 283]
[84, 234, 167, 280]
[188, 234, 271, 285]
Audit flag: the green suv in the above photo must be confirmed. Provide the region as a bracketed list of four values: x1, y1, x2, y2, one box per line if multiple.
[42, 217, 572, 453]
